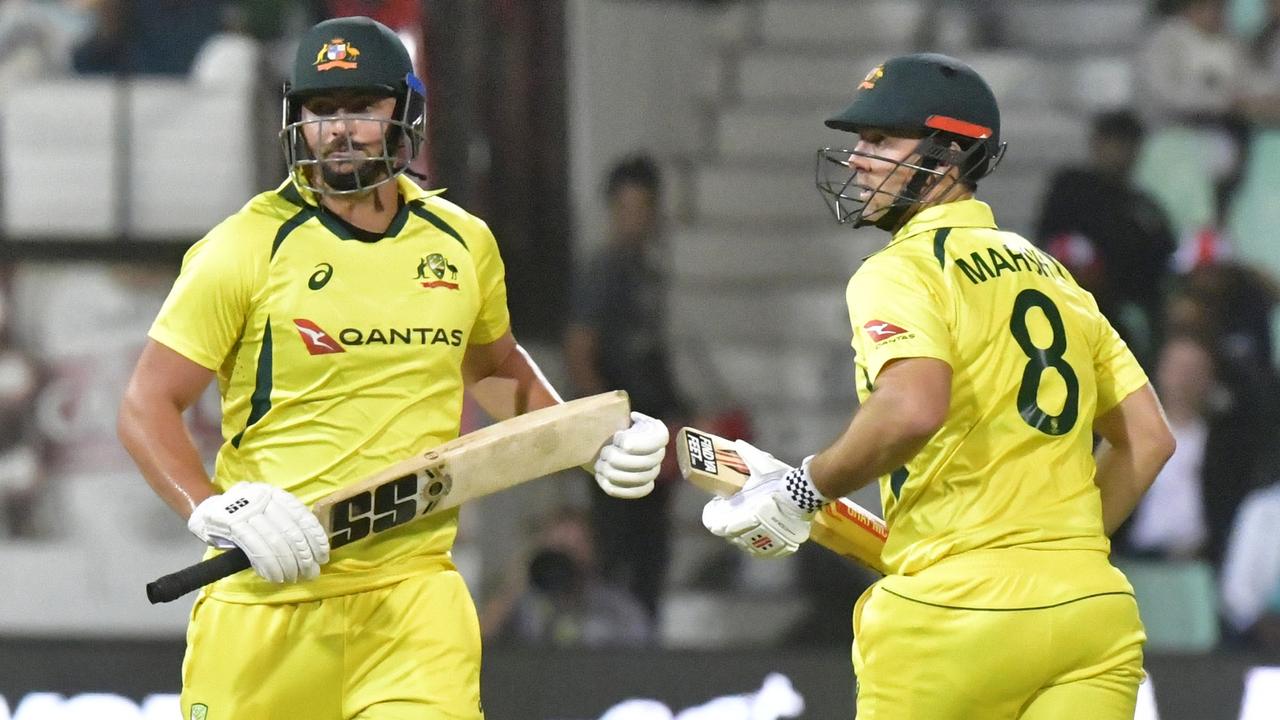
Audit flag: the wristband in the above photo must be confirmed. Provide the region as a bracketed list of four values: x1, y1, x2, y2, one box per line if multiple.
[784, 455, 831, 513]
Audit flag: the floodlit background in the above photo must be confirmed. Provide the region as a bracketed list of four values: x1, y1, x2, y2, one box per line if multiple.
[1, 0, 1279, 717]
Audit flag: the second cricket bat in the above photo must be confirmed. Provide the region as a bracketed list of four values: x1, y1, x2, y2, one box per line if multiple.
[677, 427, 889, 574]
[147, 391, 632, 603]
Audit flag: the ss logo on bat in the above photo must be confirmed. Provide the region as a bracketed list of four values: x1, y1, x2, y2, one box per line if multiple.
[327, 468, 455, 549]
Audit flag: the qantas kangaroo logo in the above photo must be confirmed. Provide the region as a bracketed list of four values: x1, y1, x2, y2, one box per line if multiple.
[863, 320, 909, 342]
[293, 319, 345, 355]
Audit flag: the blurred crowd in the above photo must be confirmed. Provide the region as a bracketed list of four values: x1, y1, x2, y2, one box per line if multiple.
[2, 0, 1280, 657]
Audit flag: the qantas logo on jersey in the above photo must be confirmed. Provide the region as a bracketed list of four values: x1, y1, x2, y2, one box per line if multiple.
[293, 319, 346, 355]
[863, 320, 909, 342]
[339, 327, 465, 347]
[293, 320, 465, 353]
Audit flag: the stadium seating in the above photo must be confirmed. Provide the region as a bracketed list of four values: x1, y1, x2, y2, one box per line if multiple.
[1226, 130, 1280, 281]
[757, 0, 925, 50]
[1, 77, 256, 240]
[2, 80, 119, 238]
[1116, 559, 1221, 653]
[1132, 127, 1220, 241]
[1000, 1, 1150, 53]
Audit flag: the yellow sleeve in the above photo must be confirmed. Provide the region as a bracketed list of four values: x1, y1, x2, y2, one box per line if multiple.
[846, 255, 954, 384]
[467, 217, 511, 345]
[148, 222, 259, 371]
[1092, 311, 1148, 415]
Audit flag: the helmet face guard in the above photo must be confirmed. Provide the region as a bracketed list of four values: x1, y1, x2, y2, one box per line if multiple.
[815, 131, 1005, 230]
[279, 72, 426, 197]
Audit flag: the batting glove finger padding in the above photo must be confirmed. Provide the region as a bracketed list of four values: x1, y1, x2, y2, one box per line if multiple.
[593, 412, 669, 499]
[187, 482, 329, 584]
[611, 412, 670, 454]
[732, 439, 793, 476]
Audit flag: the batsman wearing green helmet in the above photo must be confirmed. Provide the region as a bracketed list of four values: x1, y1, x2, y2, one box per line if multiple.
[702, 53, 1175, 718]
[119, 16, 670, 719]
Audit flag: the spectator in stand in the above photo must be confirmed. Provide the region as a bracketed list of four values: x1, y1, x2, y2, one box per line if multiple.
[0, 0, 92, 91]
[1117, 334, 1215, 559]
[1220, 479, 1280, 650]
[483, 507, 652, 648]
[1035, 110, 1177, 368]
[565, 154, 690, 622]
[1136, 0, 1280, 229]
[1250, 0, 1280, 77]
[73, 0, 227, 75]
[1164, 264, 1280, 567]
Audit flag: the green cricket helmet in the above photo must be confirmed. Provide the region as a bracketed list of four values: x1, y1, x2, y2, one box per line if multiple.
[280, 16, 427, 196]
[815, 53, 1006, 231]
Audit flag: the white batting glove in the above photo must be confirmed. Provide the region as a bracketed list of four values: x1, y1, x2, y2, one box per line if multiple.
[187, 482, 330, 583]
[701, 441, 831, 558]
[593, 412, 669, 499]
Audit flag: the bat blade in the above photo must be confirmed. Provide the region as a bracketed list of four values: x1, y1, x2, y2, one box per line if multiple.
[147, 391, 632, 603]
[676, 426, 889, 574]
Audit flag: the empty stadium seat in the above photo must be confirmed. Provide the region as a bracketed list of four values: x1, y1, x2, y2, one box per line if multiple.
[2, 78, 257, 240]
[737, 50, 882, 105]
[1001, 1, 1151, 53]
[758, 0, 924, 50]
[1067, 57, 1134, 112]
[128, 78, 255, 238]
[2, 79, 119, 238]
[1226, 130, 1280, 281]
[1133, 127, 1219, 239]
[1115, 559, 1220, 653]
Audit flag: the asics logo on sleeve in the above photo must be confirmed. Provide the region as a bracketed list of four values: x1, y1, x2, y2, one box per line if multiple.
[293, 319, 346, 355]
[863, 320, 909, 342]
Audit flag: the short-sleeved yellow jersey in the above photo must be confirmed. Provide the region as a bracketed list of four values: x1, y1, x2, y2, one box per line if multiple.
[150, 176, 510, 603]
[846, 199, 1148, 608]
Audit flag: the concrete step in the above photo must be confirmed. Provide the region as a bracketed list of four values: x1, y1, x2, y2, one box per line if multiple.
[758, 0, 924, 50]
[738, 49, 883, 106]
[1000, 1, 1149, 53]
[668, 222, 879, 284]
[690, 160, 822, 223]
[670, 340, 859, 407]
[735, 47, 1130, 116]
[668, 277, 852, 343]
[712, 103, 1088, 171]
[690, 161, 1049, 231]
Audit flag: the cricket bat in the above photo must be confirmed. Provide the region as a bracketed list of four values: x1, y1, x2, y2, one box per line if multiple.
[146, 391, 632, 604]
[676, 427, 889, 574]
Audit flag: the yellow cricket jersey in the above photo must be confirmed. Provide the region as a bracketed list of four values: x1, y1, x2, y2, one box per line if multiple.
[846, 199, 1149, 609]
[149, 175, 510, 603]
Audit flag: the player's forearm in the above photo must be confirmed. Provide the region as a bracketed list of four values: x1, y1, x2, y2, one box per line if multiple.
[117, 392, 216, 519]
[809, 390, 934, 499]
[1092, 439, 1169, 536]
[469, 341, 563, 421]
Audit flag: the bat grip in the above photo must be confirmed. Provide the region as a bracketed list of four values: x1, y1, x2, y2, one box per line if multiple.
[146, 548, 251, 604]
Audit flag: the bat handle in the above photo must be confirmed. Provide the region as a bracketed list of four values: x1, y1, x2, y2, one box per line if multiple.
[146, 549, 251, 604]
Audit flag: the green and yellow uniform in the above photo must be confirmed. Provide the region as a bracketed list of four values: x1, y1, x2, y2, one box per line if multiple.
[152, 175, 505, 718]
[845, 199, 1148, 719]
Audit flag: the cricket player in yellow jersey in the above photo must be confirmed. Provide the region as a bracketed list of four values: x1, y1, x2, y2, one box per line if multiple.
[702, 53, 1176, 719]
[116, 16, 668, 720]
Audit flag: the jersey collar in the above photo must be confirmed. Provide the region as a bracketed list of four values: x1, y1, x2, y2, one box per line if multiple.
[891, 198, 998, 242]
[278, 174, 446, 209]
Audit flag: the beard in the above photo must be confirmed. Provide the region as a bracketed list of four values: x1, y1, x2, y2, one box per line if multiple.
[313, 132, 400, 192]
[318, 155, 390, 192]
